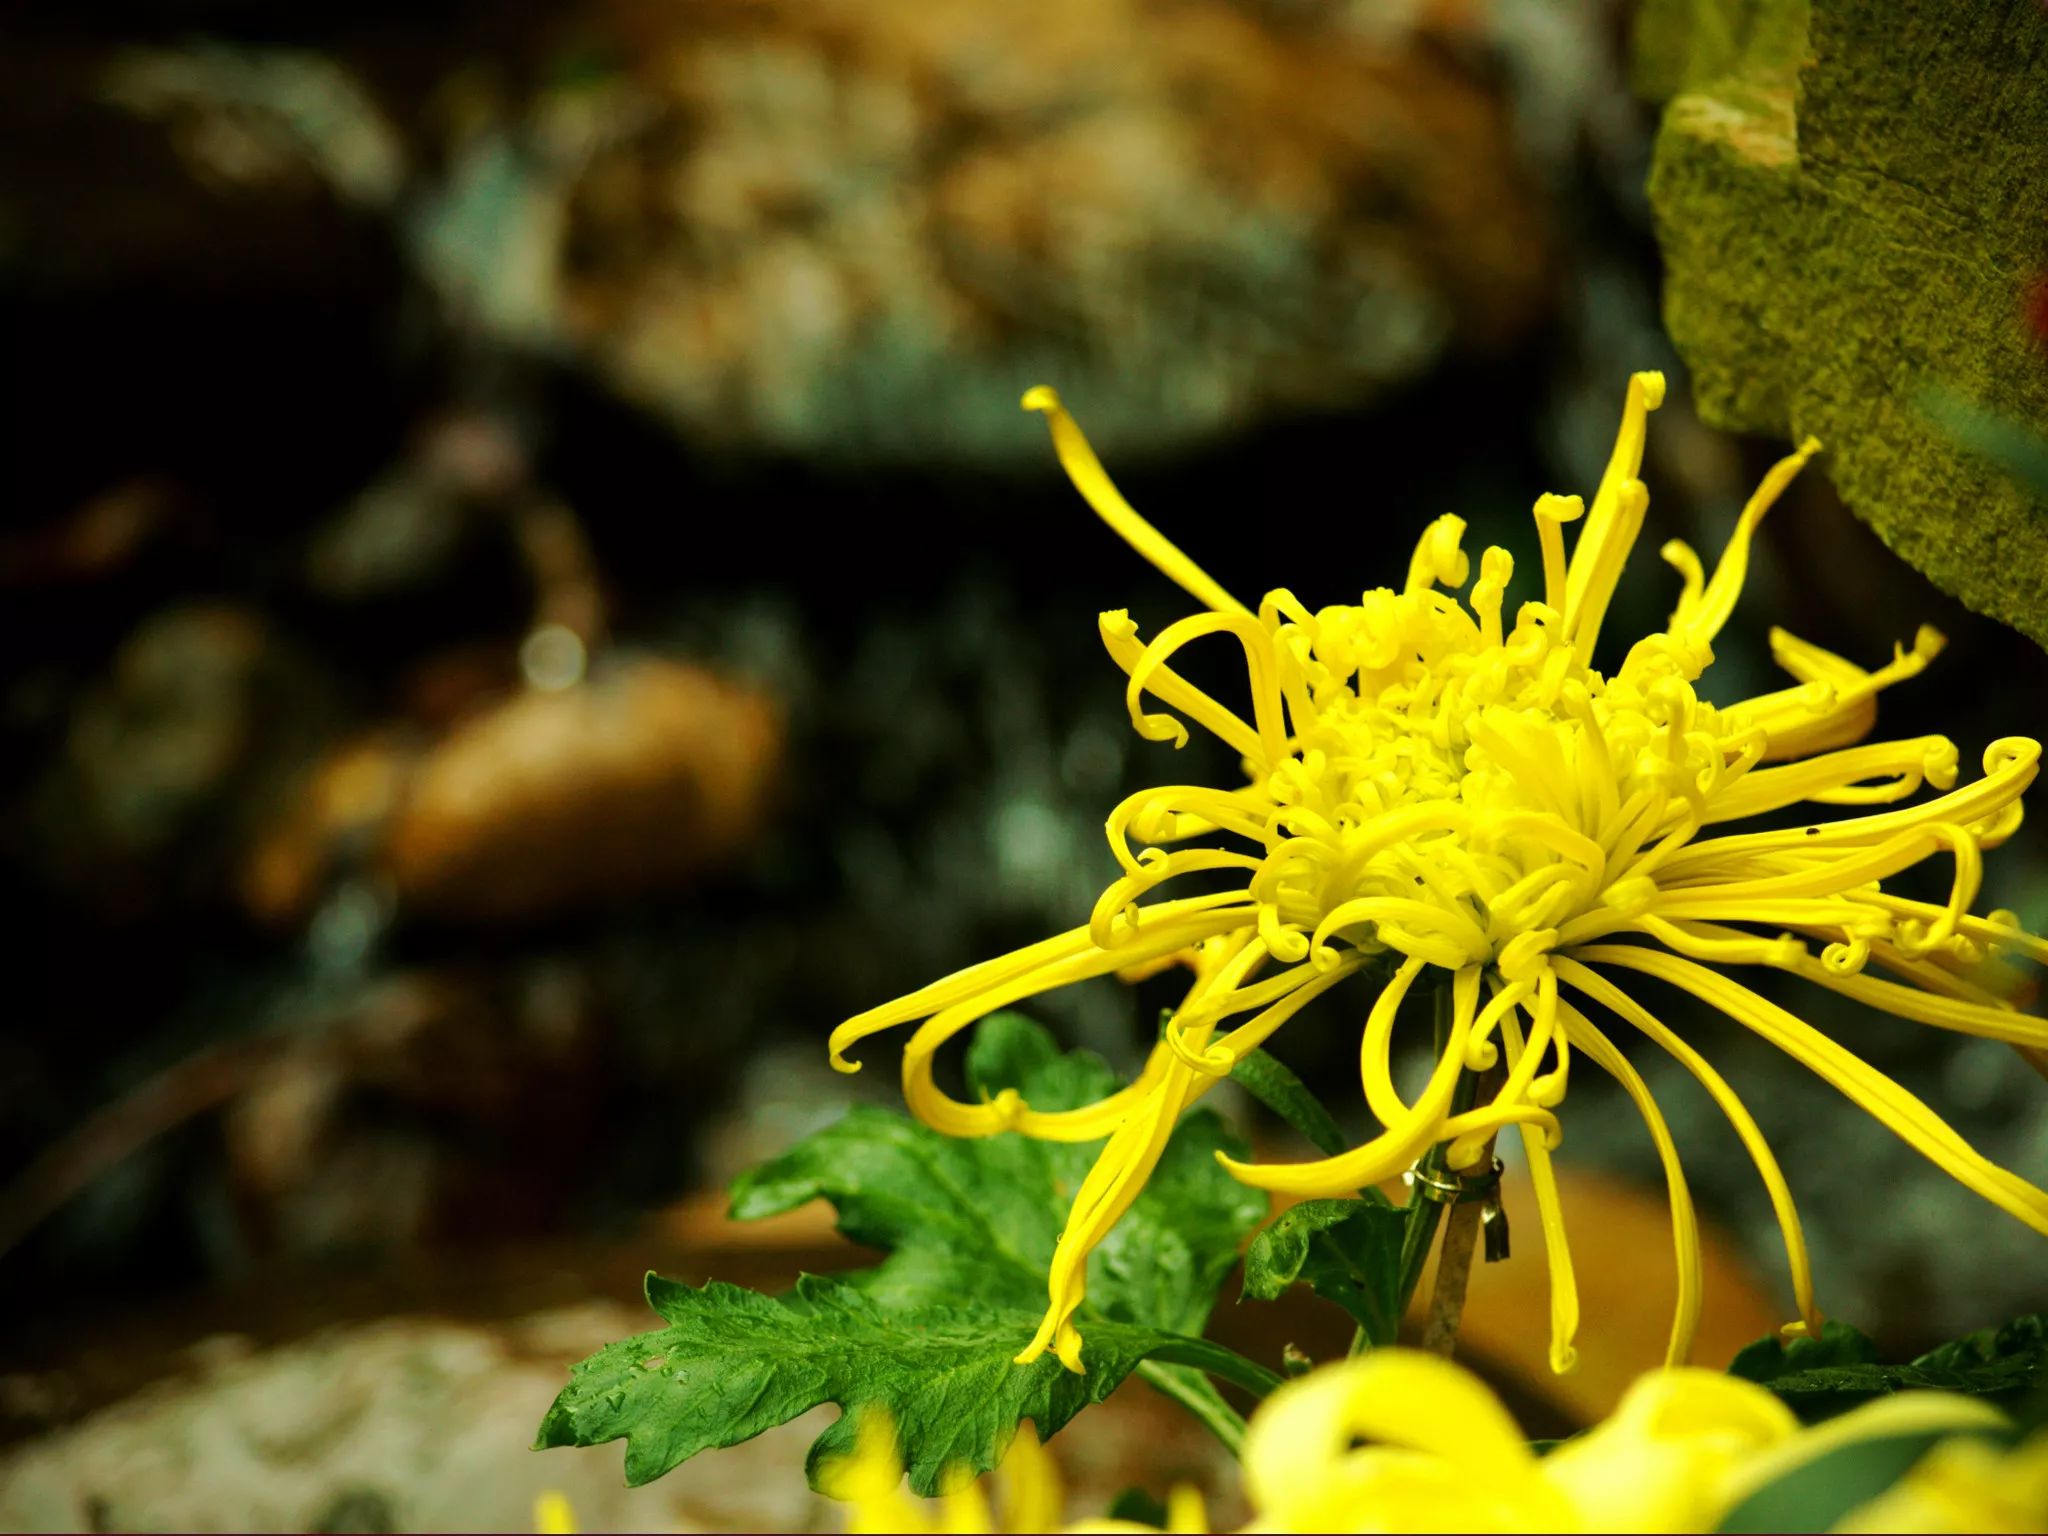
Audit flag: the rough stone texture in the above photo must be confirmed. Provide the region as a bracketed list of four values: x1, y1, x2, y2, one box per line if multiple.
[428, 0, 1560, 463]
[0, 1292, 1238, 1534]
[1638, 0, 2048, 646]
[0, 1306, 840, 1533]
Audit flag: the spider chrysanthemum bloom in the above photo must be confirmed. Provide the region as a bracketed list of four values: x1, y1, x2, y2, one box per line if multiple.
[830, 372, 2048, 1377]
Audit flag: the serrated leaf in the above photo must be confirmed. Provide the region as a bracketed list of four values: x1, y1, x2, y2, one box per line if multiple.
[1729, 1315, 2048, 1423]
[1240, 1194, 1407, 1347]
[731, 1012, 1267, 1336]
[1728, 1319, 1881, 1388]
[1915, 1314, 2048, 1379]
[533, 1273, 1187, 1495]
[544, 1014, 1272, 1493]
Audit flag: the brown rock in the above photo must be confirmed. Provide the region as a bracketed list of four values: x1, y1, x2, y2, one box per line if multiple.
[519, 0, 1554, 461]
[241, 653, 779, 928]
[36, 604, 338, 918]
[383, 656, 780, 923]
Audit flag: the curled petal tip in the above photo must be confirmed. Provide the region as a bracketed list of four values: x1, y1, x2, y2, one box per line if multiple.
[1796, 435, 1823, 456]
[1636, 370, 1667, 408]
[1021, 385, 1061, 414]
[1131, 714, 1191, 750]
[1550, 1343, 1580, 1375]
[1213, 1149, 1263, 1185]
[1821, 939, 1870, 976]
[830, 1051, 863, 1075]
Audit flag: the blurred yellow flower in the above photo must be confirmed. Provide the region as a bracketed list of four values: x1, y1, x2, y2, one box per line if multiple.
[1240, 1352, 2021, 1534]
[1246, 1348, 1797, 1531]
[831, 372, 2048, 1376]
[828, 1352, 2024, 1534]
[820, 1410, 1126, 1535]
[532, 1490, 578, 1535]
[1830, 1424, 2048, 1533]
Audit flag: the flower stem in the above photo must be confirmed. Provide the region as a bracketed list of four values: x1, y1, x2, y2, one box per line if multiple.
[1420, 1177, 1487, 1356]
[1135, 1361, 1248, 1458]
[1147, 1335, 1287, 1400]
[1374, 982, 1493, 1357]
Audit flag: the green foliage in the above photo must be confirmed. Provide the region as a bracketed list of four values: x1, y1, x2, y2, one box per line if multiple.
[1730, 1315, 2048, 1422]
[1715, 1315, 2042, 1528]
[538, 1014, 1270, 1494]
[1714, 1422, 2015, 1534]
[533, 1272, 1187, 1493]
[1105, 1488, 1172, 1527]
[1729, 1318, 1881, 1387]
[1240, 1194, 1409, 1348]
[1229, 1047, 1348, 1157]
[732, 1014, 1268, 1334]
[1229, 1045, 1415, 1348]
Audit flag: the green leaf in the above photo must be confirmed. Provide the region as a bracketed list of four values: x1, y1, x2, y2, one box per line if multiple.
[533, 1272, 1188, 1494]
[1106, 1488, 1171, 1527]
[1729, 1315, 2048, 1423]
[1915, 1314, 2048, 1379]
[731, 1012, 1267, 1336]
[1230, 1046, 1348, 1157]
[1240, 1194, 1408, 1347]
[543, 1014, 1273, 1492]
[1729, 1318, 1881, 1388]
[1715, 1425, 2017, 1534]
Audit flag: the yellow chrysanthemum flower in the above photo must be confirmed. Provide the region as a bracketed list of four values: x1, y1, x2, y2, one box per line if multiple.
[1830, 1422, 2048, 1533]
[829, 1351, 2030, 1535]
[1236, 1349, 2010, 1534]
[830, 372, 2048, 1376]
[818, 1411, 1177, 1535]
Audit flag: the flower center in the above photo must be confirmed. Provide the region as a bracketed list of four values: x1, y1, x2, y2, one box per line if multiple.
[1223, 558, 1730, 973]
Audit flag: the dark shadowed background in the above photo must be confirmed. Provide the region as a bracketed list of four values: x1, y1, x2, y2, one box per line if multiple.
[1, 1, 2044, 1529]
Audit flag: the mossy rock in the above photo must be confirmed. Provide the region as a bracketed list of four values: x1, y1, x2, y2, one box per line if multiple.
[1637, 0, 2048, 647]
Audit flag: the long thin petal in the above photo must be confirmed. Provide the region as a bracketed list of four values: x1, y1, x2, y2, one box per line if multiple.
[1577, 945, 2048, 1235]
[1024, 386, 1247, 616]
[1553, 995, 1702, 1366]
[1221, 967, 1480, 1195]
[1666, 435, 1820, 650]
[831, 892, 1255, 1066]
[1497, 995, 1580, 1374]
[900, 914, 1254, 1135]
[1554, 954, 1819, 1336]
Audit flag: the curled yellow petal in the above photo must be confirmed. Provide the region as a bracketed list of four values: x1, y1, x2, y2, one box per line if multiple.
[1024, 386, 1246, 617]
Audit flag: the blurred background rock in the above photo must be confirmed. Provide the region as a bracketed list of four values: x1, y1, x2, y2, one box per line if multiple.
[1, 0, 2045, 1528]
